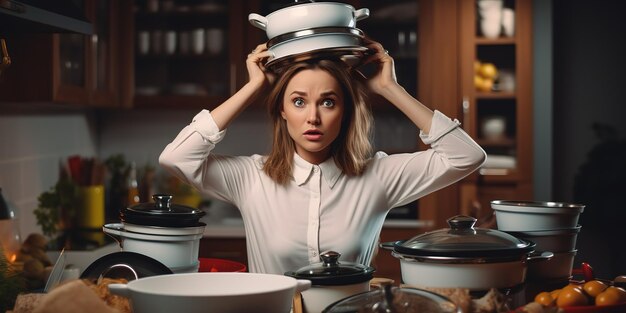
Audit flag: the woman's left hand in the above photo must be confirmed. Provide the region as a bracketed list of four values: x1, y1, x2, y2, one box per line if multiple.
[360, 39, 399, 95]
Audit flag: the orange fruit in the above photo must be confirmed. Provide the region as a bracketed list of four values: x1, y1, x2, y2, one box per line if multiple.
[534, 291, 556, 307]
[479, 63, 498, 79]
[583, 280, 609, 298]
[557, 287, 589, 307]
[595, 289, 624, 306]
[604, 286, 626, 303]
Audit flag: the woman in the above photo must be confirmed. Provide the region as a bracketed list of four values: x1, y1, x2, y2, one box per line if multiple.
[159, 39, 486, 274]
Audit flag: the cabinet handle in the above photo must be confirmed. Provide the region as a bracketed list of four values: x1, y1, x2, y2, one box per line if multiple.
[462, 96, 470, 133]
[0, 38, 11, 77]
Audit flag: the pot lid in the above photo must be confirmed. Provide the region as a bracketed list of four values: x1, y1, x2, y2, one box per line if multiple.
[394, 215, 534, 258]
[285, 251, 374, 286]
[120, 194, 205, 227]
[323, 282, 459, 313]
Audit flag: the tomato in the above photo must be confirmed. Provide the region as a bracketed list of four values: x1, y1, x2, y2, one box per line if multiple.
[583, 280, 609, 298]
[534, 291, 556, 307]
[557, 287, 589, 307]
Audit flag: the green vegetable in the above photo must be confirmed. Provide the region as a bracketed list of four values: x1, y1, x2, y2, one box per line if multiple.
[34, 177, 78, 237]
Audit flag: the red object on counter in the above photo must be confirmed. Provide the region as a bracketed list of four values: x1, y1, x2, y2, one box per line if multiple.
[198, 258, 246, 272]
[562, 302, 626, 313]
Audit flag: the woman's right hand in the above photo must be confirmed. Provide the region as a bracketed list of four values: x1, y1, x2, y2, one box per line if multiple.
[246, 43, 275, 88]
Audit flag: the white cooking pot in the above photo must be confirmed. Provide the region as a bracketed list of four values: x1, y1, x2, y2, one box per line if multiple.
[285, 251, 375, 313]
[108, 272, 312, 313]
[248, 1, 369, 40]
[103, 223, 202, 272]
[383, 215, 553, 290]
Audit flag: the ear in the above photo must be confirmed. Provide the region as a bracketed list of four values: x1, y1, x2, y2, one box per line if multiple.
[280, 110, 287, 120]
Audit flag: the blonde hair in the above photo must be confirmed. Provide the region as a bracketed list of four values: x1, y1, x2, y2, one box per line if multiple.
[263, 59, 374, 184]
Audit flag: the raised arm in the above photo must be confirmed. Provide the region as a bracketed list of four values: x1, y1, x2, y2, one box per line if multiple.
[360, 39, 434, 133]
[211, 43, 274, 130]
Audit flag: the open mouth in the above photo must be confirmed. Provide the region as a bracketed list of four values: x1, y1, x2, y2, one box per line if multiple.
[303, 129, 323, 140]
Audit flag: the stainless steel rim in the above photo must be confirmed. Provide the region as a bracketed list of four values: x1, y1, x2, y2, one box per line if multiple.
[267, 27, 364, 48]
[265, 46, 370, 71]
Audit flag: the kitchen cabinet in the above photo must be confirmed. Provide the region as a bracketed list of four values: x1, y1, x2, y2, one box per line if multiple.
[120, 0, 252, 109]
[0, 0, 121, 107]
[458, 0, 533, 223]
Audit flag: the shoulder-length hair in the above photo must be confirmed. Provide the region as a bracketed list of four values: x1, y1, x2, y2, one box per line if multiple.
[263, 59, 374, 184]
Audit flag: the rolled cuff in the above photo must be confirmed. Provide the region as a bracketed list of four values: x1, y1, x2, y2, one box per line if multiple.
[190, 109, 227, 144]
[419, 110, 461, 145]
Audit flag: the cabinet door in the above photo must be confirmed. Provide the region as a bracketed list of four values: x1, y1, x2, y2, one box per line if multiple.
[459, 0, 533, 222]
[125, 0, 246, 109]
[0, 1, 119, 106]
[88, 0, 120, 107]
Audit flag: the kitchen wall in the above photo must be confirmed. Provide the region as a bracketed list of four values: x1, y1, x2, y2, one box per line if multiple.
[0, 107, 417, 240]
[0, 113, 98, 238]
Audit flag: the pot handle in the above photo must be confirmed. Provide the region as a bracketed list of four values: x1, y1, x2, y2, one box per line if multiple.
[248, 13, 267, 31]
[295, 279, 312, 293]
[354, 8, 370, 21]
[102, 223, 124, 248]
[379, 241, 396, 251]
[107, 283, 131, 298]
[526, 251, 554, 263]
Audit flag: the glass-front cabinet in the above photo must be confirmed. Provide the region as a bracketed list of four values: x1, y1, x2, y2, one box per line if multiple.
[0, 0, 119, 107]
[122, 0, 247, 109]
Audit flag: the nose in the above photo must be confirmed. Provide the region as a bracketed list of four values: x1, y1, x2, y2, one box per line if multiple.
[306, 105, 320, 125]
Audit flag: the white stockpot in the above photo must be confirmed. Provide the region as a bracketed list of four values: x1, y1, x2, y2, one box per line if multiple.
[285, 251, 375, 313]
[248, 1, 369, 40]
[103, 223, 202, 272]
[383, 215, 553, 290]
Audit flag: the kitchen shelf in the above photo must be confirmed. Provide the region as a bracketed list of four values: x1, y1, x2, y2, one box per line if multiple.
[459, 0, 533, 223]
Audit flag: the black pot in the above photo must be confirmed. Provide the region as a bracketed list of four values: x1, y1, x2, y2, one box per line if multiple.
[120, 194, 205, 228]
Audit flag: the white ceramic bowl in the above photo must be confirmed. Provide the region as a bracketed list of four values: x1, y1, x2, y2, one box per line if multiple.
[504, 225, 581, 253]
[527, 250, 577, 281]
[108, 272, 312, 313]
[491, 200, 585, 231]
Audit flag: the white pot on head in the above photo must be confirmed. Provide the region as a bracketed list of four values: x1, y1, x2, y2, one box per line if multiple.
[285, 251, 375, 313]
[248, 1, 369, 40]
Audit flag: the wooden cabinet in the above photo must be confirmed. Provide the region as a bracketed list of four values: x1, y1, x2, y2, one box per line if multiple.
[119, 0, 250, 109]
[0, 0, 121, 107]
[458, 0, 533, 223]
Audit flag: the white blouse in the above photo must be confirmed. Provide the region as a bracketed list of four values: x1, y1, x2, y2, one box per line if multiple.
[159, 109, 485, 275]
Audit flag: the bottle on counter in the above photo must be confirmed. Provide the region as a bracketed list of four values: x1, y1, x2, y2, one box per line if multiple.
[127, 162, 140, 206]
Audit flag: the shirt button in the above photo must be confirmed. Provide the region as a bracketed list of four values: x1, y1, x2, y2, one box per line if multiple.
[312, 251, 317, 257]
[313, 168, 319, 173]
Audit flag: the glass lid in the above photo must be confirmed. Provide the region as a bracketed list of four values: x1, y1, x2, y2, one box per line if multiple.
[285, 251, 374, 286]
[394, 215, 534, 258]
[323, 282, 459, 313]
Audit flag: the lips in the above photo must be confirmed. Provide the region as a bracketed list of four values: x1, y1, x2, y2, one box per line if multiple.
[303, 129, 323, 141]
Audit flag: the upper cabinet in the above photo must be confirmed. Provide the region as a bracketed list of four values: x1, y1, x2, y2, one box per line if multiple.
[0, 0, 121, 107]
[458, 0, 533, 223]
[120, 0, 248, 109]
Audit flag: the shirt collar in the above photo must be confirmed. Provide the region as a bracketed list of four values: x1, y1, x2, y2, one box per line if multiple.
[293, 153, 342, 188]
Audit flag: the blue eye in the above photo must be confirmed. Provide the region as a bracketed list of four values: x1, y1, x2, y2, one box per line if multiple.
[293, 97, 305, 107]
[321, 99, 335, 108]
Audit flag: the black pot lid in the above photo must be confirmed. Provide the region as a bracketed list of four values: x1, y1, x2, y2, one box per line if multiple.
[394, 215, 535, 259]
[285, 251, 374, 286]
[120, 194, 205, 227]
[323, 283, 459, 313]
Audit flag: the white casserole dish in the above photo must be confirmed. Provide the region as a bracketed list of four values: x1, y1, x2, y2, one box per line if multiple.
[491, 200, 585, 231]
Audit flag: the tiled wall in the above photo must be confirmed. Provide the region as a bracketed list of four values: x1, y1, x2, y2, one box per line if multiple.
[0, 113, 98, 238]
[0, 107, 417, 241]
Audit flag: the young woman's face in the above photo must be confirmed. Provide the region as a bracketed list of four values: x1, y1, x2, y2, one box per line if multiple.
[281, 68, 345, 164]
